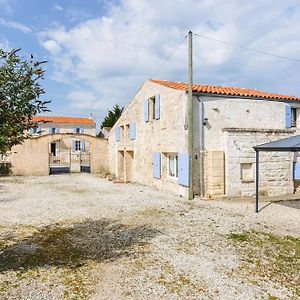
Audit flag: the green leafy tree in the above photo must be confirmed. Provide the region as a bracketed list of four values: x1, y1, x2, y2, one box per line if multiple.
[0, 49, 50, 153]
[101, 104, 124, 129]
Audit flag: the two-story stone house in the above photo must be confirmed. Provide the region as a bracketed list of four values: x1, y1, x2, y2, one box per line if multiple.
[30, 116, 96, 156]
[108, 79, 300, 199]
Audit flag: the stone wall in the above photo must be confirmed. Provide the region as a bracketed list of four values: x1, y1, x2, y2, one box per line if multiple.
[223, 129, 295, 197]
[202, 98, 289, 149]
[108, 81, 189, 197]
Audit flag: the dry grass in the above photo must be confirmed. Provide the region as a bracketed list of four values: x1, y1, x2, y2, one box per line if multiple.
[227, 230, 300, 298]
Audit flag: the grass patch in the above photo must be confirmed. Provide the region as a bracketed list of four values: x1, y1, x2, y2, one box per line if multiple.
[157, 261, 207, 298]
[136, 207, 172, 220]
[227, 230, 300, 297]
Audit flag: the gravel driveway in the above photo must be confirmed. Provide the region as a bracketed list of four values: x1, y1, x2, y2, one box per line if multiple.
[0, 174, 299, 300]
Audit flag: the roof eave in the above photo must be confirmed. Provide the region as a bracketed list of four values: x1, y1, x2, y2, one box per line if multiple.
[193, 91, 298, 102]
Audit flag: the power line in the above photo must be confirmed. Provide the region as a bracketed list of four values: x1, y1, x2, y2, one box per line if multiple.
[193, 32, 300, 62]
[150, 35, 188, 79]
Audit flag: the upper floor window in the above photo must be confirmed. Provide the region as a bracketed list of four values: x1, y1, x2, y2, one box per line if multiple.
[75, 128, 80, 133]
[149, 97, 156, 120]
[51, 127, 56, 134]
[292, 108, 297, 127]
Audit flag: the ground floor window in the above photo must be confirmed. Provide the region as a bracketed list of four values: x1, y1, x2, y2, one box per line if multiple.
[167, 154, 178, 179]
[240, 163, 254, 182]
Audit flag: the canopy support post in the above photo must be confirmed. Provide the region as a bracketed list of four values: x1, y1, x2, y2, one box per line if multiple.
[255, 150, 259, 213]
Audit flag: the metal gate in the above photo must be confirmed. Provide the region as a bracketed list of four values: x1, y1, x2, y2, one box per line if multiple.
[49, 151, 90, 174]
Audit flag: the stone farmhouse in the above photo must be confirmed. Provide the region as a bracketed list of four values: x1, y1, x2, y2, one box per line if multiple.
[108, 79, 300, 199]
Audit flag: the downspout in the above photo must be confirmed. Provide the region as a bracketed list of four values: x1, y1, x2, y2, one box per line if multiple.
[198, 96, 205, 198]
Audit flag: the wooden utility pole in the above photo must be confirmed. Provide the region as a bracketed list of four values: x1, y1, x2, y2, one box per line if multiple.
[188, 30, 193, 199]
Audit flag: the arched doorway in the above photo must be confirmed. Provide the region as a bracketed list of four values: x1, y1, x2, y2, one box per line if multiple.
[49, 137, 91, 174]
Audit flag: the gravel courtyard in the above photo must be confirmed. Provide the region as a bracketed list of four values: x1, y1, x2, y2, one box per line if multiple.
[0, 174, 299, 300]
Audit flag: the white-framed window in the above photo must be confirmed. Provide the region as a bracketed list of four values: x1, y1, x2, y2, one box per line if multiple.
[75, 128, 81, 133]
[167, 154, 178, 179]
[75, 140, 81, 151]
[240, 163, 254, 182]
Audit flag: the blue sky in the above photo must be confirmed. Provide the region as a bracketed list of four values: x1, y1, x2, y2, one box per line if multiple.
[1, 0, 300, 126]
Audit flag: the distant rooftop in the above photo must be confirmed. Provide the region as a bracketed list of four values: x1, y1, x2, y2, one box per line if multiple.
[32, 116, 95, 125]
[150, 79, 300, 101]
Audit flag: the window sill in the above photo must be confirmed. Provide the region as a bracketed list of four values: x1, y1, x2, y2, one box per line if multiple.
[166, 176, 178, 183]
[241, 179, 254, 183]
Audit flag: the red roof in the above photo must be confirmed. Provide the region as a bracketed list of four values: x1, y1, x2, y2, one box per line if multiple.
[150, 79, 300, 101]
[32, 116, 95, 125]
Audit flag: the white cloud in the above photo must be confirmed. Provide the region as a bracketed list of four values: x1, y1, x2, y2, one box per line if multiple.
[53, 4, 64, 11]
[40, 0, 300, 114]
[0, 18, 32, 33]
[67, 90, 100, 109]
[42, 39, 62, 54]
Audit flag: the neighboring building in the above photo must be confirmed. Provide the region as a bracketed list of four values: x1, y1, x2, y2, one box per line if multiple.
[30, 116, 96, 157]
[2, 115, 108, 176]
[108, 79, 300, 198]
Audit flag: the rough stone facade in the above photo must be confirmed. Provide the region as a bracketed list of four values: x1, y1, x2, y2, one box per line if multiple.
[108, 81, 189, 197]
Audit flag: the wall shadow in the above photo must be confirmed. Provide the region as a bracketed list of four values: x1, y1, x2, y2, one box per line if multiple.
[0, 219, 159, 272]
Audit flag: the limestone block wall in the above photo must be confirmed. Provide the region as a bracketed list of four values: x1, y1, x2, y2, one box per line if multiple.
[108, 81, 189, 196]
[223, 129, 294, 197]
[202, 98, 289, 150]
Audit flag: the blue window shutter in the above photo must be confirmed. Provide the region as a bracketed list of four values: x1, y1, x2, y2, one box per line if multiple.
[130, 122, 136, 140]
[285, 104, 292, 128]
[293, 162, 300, 179]
[81, 140, 85, 151]
[72, 140, 76, 152]
[56, 128, 60, 133]
[144, 99, 149, 122]
[80, 128, 84, 134]
[73, 128, 77, 133]
[37, 127, 41, 134]
[48, 127, 52, 134]
[115, 126, 120, 142]
[29, 128, 34, 134]
[155, 94, 160, 119]
[178, 153, 190, 186]
[153, 152, 161, 179]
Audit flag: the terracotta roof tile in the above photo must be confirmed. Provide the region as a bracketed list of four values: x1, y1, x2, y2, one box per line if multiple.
[150, 79, 300, 101]
[32, 116, 95, 125]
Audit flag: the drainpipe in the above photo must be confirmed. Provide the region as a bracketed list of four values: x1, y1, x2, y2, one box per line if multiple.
[198, 96, 205, 198]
